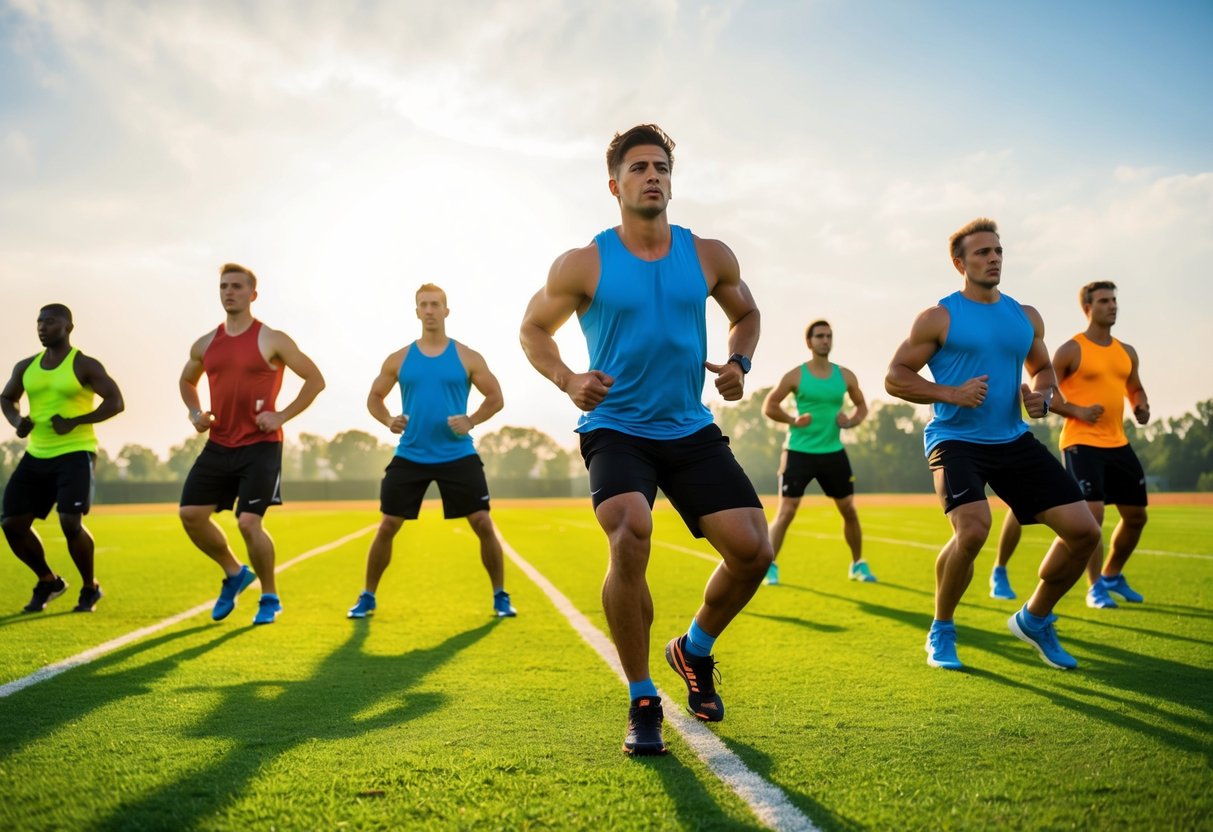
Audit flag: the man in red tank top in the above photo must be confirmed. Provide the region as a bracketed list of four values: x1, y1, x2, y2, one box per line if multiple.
[178, 263, 326, 625]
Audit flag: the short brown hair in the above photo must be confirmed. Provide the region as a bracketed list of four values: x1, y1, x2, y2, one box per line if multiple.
[805, 320, 831, 340]
[606, 124, 675, 178]
[220, 262, 257, 289]
[415, 283, 447, 304]
[1079, 280, 1116, 308]
[949, 218, 999, 260]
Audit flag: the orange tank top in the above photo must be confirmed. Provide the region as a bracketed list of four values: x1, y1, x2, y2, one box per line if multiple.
[1059, 333, 1131, 449]
[203, 320, 284, 447]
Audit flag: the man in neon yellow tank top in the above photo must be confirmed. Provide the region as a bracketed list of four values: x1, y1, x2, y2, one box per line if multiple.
[992, 281, 1150, 609]
[763, 320, 873, 585]
[2, 304, 125, 613]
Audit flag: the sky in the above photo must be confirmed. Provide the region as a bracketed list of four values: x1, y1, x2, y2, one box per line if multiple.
[2, 0, 1211, 457]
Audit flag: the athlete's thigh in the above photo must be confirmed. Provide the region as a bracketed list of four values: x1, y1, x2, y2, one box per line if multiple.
[379, 456, 433, 521]
[181, 443, 240, 511]
[699, 506, 770, 564]
[53, 451, 95, 515]
[2, 454, 56, 520]
[434, 455, 492, 519]
[657, 425, 762, 539]
[579, 429, 659, 510]
[989, 434, 1081, 524]
[234, 442, 282, 516]
[928, 440, 986, 515]
[777, 449, 812, 499]
[1102, 446, 1148, 507]
[816, 450, 855, 499]
[1063, 444, 1107, 502]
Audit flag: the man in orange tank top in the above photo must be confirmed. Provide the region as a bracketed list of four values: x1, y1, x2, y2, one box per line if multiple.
[178, 264, 326, 625]
[991, 281, 1150, 609]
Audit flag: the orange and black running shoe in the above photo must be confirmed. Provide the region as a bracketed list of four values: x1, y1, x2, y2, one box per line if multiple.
[665, 635, 724, 722]
[623, 697, 667, 756]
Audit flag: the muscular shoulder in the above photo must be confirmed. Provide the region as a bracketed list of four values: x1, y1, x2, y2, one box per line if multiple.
[189, 328, 219, 358]
[550, 242, 599, 289]
[453, 340, 488, 369]
[692, 236, 740, 285]
[1019, 304, 1045, 330]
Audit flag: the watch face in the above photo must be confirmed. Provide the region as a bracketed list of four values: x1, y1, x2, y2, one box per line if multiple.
[729, 354, 751, 374]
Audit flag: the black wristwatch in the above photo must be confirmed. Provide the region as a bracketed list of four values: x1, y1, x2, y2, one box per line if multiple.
[727, 353, 751, 374]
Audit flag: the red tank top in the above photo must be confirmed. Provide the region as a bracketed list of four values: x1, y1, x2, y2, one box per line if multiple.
[203, 320, 284, 447]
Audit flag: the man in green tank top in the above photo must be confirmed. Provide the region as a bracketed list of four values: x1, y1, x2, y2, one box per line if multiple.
[1, 304, 125, 613]
[762, 320, 874, 585]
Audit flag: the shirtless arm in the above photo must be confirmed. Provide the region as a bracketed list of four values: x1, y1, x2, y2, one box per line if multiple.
[837, 366, 868, 429]
[368, 348, 407, 434]
[1, 358, 35, 437]
[701, 238, 759, 402]
[519, 245, 614, 411]
[180, 333, 215, 433]
[50, 354, 125, 435]
[1123, 342, 1150, 424]
[885, 306, 989, 407]
[1043, 339, 1102, 423]
[257, 329, 325, 433]
[763, 367, 810, 427]
[1018, 306, 1055, 419]
[449, 344, 504, 436]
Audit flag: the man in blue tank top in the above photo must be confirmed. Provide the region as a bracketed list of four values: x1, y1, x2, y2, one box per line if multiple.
[521, 124, 772, 756]
[885, 218, 1101, 671]
[346, 284, 516, 621]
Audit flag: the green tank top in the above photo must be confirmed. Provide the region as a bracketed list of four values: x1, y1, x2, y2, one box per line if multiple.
[22, 348, 98, 458]
[787, 363, 846, 454]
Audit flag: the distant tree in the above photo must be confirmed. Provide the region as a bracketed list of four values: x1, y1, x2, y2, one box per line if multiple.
[328, 430, 392, 480]
[846, 401, 932, 493]
[711, 386, 784, 493]
[0, 438, 26, 482]
[479, 426, 569, 480]
[1135, 399, 1213, 491]
[117, 444, 168, 481]
[166, 434, 209, 481]
[296, 432, 329, 481]
[94, 446, 122, 482]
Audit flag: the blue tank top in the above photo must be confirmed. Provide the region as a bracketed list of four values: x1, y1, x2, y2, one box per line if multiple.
[923, 291, 1032, 454]
[395, 340, 475, 464]
[575, 225, 713, 439]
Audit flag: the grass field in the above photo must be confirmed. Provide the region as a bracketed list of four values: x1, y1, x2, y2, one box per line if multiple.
[1, 497, 1210, 831]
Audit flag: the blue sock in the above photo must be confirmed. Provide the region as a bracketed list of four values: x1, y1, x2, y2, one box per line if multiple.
[493, 587, 505, 596]
[685, 619, 717, 657]
[931, 618, 954, 631]
[628, 679, 658, 701]
[1021, 605, 1049, 628]
[993, 566, 1007, 574]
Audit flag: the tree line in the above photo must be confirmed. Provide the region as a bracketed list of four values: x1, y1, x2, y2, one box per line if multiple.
[2, 396, 1210, 492]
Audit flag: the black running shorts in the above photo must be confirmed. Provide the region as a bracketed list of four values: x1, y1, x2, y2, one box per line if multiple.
[778, 448, 855, 499]
[180, 440, 283, 516]
[927, 432, 1082, 524]
[579, 424, 763, 539]
[380, 454, 490, 520]
[1063, 443, 1148, 506]
[2, 451, 95, 520]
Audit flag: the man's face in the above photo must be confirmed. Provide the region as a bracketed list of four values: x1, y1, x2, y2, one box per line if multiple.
[609, 145, 672, 219]
[1086, 288, 1117, 327]
[36, 310, 71, 347]
[954, 231, 1002, 288]
[219, 271, 256, 314]
[808, 326, 833, 358]
[416, 291, 449, 331]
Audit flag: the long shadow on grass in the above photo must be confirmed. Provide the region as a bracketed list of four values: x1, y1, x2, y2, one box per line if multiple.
[744, 611, 847, 634]
[0, 624, 242, 759]
[94, 620, 496, 831]
[787, 586, 935, 633]
[628, 746, 768, 831]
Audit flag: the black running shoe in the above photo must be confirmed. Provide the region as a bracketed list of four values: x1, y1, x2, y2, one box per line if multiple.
[74, 583, 104, 613]
[665, 634, 724, 722]
[23, 577, 68, 613]
[623, 696, 667, 756]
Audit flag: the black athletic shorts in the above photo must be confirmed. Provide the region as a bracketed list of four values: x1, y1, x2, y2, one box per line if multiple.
[578, 424, 763, 539]
[778, 448, 855, 499]
[1063, 444, 1148, 506]
[380, 454, 490, 520]
[927, 432, 1082, 524]
[2, 451, 95, 520]
[180, 440, 282, 517]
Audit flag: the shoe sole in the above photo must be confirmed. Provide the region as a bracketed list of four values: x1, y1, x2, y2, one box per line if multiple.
[1007, 614, 1076, 670]
[622, 742, 668, 756]
[347, 609, 374, 619]
[989, 591, 1017, 600]
[1086, 598, 1118, 609]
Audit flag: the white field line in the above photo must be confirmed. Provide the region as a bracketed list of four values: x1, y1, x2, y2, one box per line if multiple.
[0, 525, 377, 699]
[790, 529, 1211, 559]
[498, 534, 819, 832]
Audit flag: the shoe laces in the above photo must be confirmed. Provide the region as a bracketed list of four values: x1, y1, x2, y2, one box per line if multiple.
[930, 627, 957, 649]
[1036, 614, 1061, 650]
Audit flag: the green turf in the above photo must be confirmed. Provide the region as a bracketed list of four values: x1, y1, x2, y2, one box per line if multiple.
[0, 500, 1209, 830]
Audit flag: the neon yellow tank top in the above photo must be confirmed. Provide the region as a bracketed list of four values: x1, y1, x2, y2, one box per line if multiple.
[22, 348, 98, 458]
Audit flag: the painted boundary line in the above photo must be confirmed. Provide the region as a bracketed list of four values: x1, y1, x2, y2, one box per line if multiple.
[497, 534, 819, 832]
[0, 525, 377, 699]
[792, 529, 1212, 560]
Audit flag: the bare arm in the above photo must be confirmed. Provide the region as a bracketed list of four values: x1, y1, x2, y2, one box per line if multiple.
[763, 367, 810, 427]
[700, 238, 759, 402]
[367, 348, 407, 434]
[179, 333, 214, 433]
[1123, 342, 1150, 424]
[885, 306, 988, 406]
[1043, 339, 1101, 423]
[1018, 306, 1055, 419]
[837, 366, 868, 429]
[49, 354, 125, 435]
[1, 358, 35, 437]
[449, 343, 504, 436]
[257, 328, 326, 433]
[519, 245, 614, 411]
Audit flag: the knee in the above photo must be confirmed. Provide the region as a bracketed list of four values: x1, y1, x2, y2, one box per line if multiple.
[58, 514, 84, 540]
[466, 511, 495, 539]
[1123, 508, 1148, 531]
[377, 516, 404, 538]
[1066, 521, 1102, 557]
[179, 506, 208, 531]
[236, 513, 263, 539]
[1, 515, 30, 538]
[953, 519, 991, 555]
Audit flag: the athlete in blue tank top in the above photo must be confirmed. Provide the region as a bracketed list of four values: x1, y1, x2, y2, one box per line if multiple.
[521, 124, 772, 756]
[348, 284, 517, 622]
[886, 217, 1099, 673]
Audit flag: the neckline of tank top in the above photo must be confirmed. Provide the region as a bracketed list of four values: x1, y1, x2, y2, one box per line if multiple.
[412, 338, 452, 358]
[37, 347, 76, 371]
[606, 226, 681, 264]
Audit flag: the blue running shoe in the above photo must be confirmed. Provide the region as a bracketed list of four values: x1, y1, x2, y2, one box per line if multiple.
[212, 565, 256, 621]
[1102, 574, 1144, 603]
[989, 567, 1016, 600]
[764, 563, 780, 586]
[925, 626, 963, 669]
[347, 591, 376, 619]
[1008, 608, 1077, 669]
[849, 561, 877, 582]
[1086, 582, 1118, 609]
[493, 590, 517, 618]
[253, 593, 282, 625]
